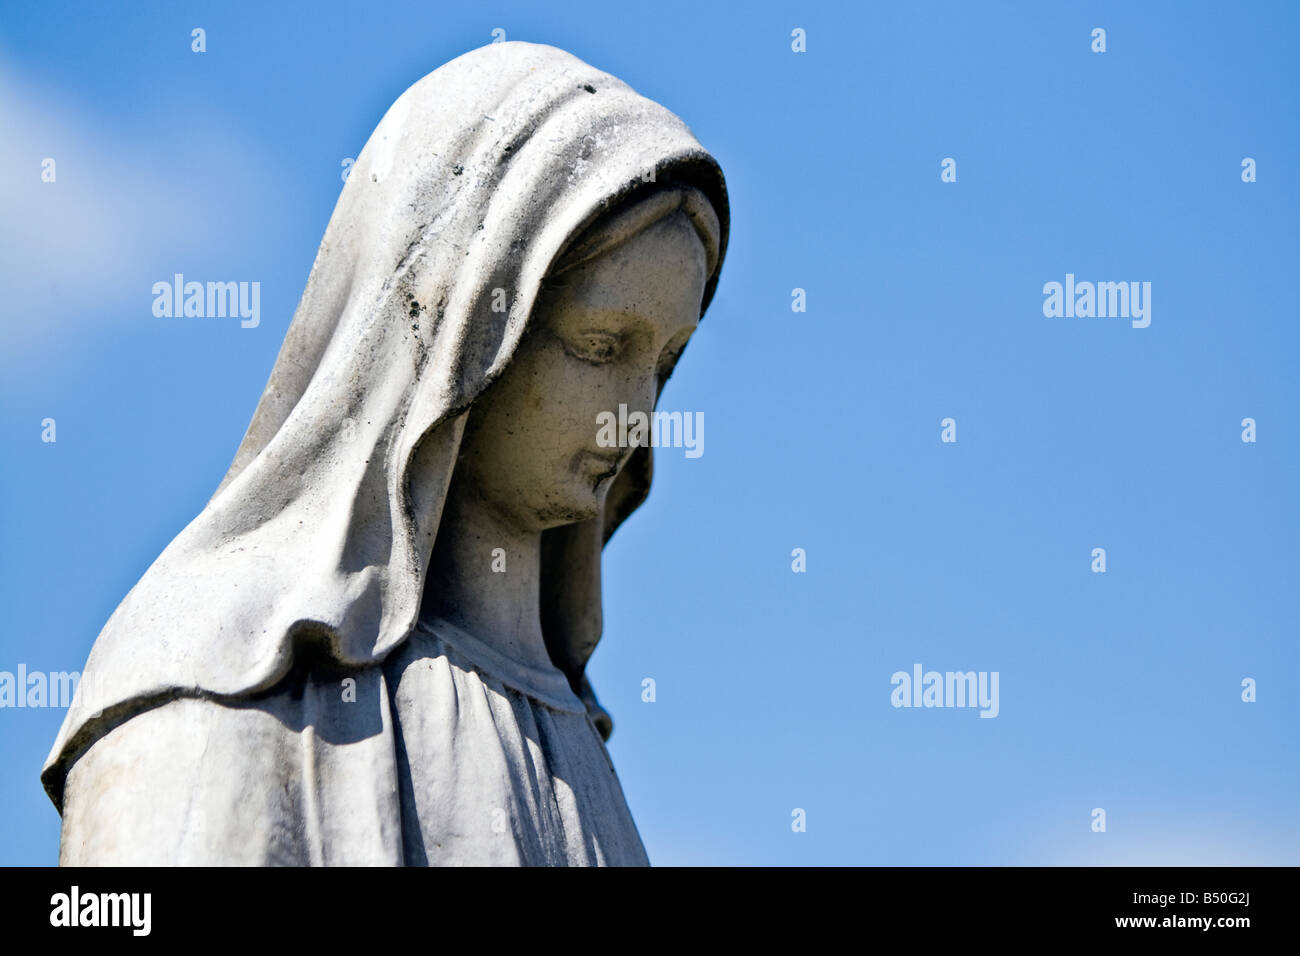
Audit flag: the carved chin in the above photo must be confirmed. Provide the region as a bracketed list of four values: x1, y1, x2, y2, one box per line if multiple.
[532, 478, 607, 527]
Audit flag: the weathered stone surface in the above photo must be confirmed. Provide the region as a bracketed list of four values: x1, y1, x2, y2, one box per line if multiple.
[43, 41, 728, 866]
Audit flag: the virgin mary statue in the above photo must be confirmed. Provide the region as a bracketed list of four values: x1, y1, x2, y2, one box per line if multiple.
[40, 41, 729, 866]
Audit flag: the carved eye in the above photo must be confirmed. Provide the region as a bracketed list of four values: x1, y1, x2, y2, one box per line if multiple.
[566, 330, 623, 365]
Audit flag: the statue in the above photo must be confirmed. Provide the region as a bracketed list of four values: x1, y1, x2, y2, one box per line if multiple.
[41, 41, 729, 866]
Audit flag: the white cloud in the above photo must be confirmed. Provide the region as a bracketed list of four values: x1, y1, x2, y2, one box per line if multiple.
[1013, 815, 1300, 866]
[0, 60, 271, 360]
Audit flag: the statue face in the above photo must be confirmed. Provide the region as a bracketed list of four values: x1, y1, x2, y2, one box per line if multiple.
[456, 209, 709, 532]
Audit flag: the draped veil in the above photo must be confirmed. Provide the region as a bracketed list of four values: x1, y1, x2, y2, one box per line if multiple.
[42, 41, 729, 810]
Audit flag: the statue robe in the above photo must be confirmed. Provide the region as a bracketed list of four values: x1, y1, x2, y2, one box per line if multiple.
[59, 619, 649, 865]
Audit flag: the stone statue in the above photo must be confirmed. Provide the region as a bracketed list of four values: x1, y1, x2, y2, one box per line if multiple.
[41, 41, 729, 866]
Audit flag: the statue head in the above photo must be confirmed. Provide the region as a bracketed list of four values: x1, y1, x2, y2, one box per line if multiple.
[455, 186, 720, 531]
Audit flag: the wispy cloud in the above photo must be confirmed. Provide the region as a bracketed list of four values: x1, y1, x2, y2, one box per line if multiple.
[1012, 816, 1300, 866]
[0, 60, 270, 362]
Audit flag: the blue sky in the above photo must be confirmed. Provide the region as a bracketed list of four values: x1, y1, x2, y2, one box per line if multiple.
[2, 0, 1297, 865]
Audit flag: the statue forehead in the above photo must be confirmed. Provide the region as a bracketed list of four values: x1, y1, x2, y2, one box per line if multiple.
[541, 212, 709, 321]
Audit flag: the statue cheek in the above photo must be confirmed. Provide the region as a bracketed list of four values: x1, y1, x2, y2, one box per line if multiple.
[622, 363, 661, 419]
[579, 369, 641, 428]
